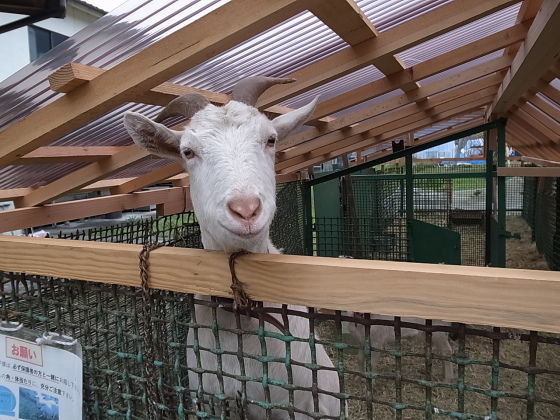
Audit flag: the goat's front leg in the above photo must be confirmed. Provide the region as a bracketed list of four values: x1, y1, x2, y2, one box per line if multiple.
[433, 332, 455, 383]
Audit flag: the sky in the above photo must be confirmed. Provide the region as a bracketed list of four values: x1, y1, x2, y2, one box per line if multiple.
[85, 0, 130, 12]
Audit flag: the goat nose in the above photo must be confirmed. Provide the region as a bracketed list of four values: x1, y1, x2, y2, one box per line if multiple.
[228, 196, 261, 223]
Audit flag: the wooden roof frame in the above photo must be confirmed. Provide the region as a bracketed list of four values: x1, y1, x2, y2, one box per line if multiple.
[0, 0, 559, 225]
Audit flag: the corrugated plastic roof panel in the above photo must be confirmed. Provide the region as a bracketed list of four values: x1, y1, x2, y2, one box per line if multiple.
[0, 0, 558, 191]
[414, 112, 485, 138]
[397, 3, 520, 66]
[357, 0, 454, 32]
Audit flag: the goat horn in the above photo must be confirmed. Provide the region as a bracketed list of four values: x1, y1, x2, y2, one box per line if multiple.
[154, 93, 210, 123]
[231, 76, 296, 106]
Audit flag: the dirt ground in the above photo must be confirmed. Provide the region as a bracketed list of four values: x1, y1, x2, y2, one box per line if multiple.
[316, 216, 557, 419]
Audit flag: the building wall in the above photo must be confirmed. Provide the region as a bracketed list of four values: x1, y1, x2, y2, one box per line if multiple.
[0, 2, 102, 82]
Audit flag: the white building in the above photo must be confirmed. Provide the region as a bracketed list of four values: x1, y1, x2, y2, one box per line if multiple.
[0, 0, 104, 82]
[0, 0, 104, 235]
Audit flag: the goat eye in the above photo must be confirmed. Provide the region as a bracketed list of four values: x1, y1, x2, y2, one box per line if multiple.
[182, 148, 195, 159]
[266, 136, 276, 147]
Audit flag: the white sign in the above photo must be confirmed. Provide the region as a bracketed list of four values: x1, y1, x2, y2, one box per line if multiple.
[0, 332, 82, 419]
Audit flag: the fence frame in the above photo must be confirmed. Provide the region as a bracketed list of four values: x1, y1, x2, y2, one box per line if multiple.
[0, 235, 558, 334]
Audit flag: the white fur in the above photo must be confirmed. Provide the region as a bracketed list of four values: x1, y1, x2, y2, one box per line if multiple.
[124, 97, 341, 419]
[345, 313, 454, 383]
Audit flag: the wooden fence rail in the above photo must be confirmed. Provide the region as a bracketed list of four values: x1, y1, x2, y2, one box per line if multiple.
[0, 236, 559, 334]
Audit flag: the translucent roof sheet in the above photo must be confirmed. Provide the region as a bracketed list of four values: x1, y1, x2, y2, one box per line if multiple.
[398, 4, 520, 66]
[358, 0, 454, 32]
[0, 0, 558, 194]
[414, 112, 485, 138]
[282, 66, 386, 109]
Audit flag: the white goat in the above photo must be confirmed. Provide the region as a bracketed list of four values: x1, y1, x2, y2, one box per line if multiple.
[123, 77, 341, 419]
[345, 313, 455, 383]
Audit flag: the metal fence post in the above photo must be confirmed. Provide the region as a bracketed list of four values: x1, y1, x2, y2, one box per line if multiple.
[405, 152, 414, 262]
[303, 181, 314, 256]
[495, 119, 507, 267]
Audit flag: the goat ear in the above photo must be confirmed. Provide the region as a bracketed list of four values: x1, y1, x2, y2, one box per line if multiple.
[123, 112, 183, 161]
[272, 96, 318, 140]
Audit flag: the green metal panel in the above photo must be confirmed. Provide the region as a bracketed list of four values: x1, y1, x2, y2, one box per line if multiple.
[489, 217, 502, 268]
[410, 220, 462, 265]
[312, 174, 342, 257]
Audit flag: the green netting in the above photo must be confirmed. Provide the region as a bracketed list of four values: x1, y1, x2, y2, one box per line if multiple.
[1, 270, 560, 419]
[522, 177, 559, 271]
[2, 180, 559, 419]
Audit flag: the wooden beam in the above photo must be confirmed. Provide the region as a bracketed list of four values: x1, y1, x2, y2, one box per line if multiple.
[0, 236, 559, 333]
[307, 24, 525, 123]
[0, 187, 192, 232]
[15, 147, 151, 207]
[512, 108, 560, 143]
[308, 0, 378, 46]
[491, 0, 560, 114]
[277, 79, 499, 169]
[13, 146, 127, 165]
[309, 0, 421, 92]
[517, 102, 560, 138]
[539, 82, 560, 106]
[520, 155, 560, 166]
[0, 0, 308, 167]
[278, 95, 493, 173]
[48, 62, 104, 93]
[281, 61, 507, 152]
[503, 0, 541, 56]
[507, 118, 551, 146]
[525, 89, 560, 123]
[48, 63, 331, 124]
[0, 188, 34, 201]
[497, 166, 560, 176]
[257, 0, 518, 109]
[109, 162, 184, 195]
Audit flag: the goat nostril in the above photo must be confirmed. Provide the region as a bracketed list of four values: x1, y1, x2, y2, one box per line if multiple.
[228, 196, 261, 222]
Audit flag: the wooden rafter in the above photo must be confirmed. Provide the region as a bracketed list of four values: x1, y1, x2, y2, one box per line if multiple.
[13, 146, 127, 165]
[15, 147, 151, 207]
[514, 107, 560, 143]
[109, 162, 184, 195]
[0, 0, 309, 167]
[409, 117, 486, 147]
[490, 0, 560, 114]
[278, 76, 500, 166]
[1, 187, 192, 233]
[309, 0, 421, 92]
[277, 93, 494, 173]
[257, 0, 517, 109]
[539, 81, 560, 105]
[516, 103, 560, 138]
[308, 23, 526, 123]
[525, 90, 560, 123]
[508, 117, 553, 146]
[49, 62, 332, 124]
[280, 64, 506, 154]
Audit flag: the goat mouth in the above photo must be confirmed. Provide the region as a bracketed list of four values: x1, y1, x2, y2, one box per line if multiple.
[220, 223, 262, 239]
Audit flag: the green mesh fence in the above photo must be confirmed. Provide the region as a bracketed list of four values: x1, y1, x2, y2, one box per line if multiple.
[1, 271, 560, 419]
[2, 180, 559, 419]
[522, 177, 559, 271]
